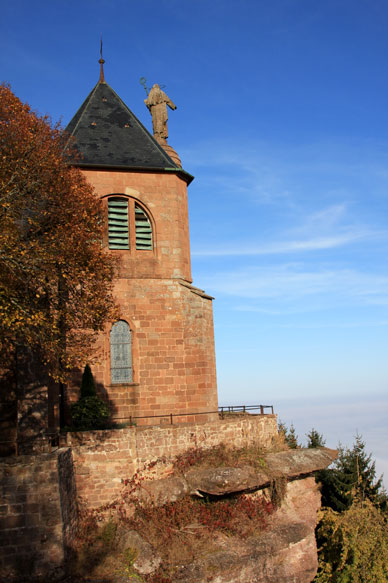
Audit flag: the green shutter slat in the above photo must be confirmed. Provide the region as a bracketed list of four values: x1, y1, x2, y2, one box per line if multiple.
[109, 200, 128, 207]
[108, 197, 129, 250]
[135, 204, 152, 250]
[108, 213, 128, 220]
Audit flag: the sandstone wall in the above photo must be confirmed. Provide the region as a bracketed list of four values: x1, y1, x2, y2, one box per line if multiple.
[82, 169, 192, 282]
[66, 415, 278, 507]
[85, 278, 218, 422]
[0, 448, 77, 582]
[64, 169, 219, 424]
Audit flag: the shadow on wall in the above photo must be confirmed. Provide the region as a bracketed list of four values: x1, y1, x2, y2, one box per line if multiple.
[0, 449, 78, 583]
[0, 366, 17, 457]
[67, 365, 119, 430]
[0, 347, 58, 456]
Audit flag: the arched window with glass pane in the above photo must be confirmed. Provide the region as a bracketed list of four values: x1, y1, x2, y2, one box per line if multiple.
[110, 321, 133, 384]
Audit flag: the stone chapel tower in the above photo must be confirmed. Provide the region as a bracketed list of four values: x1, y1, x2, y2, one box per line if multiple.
[65, 62, 218, 424]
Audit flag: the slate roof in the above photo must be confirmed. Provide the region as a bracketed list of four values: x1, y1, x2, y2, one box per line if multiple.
[64, 80, 193, 182]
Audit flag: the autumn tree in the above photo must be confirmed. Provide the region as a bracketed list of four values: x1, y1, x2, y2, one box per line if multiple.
[0, 84, 117, 384]
[314, 499, 388, 583]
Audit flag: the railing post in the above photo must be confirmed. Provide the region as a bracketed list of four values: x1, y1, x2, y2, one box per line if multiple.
[170, 413, 173, 425]
[260, 405, 264, 415]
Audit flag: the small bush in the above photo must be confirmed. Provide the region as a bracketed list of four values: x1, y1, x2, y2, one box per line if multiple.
[70, 365, 110, 430]
[71, 395, 110, 430]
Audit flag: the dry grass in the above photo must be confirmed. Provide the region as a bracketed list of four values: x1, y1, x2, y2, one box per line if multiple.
[173, 442, 277, 474]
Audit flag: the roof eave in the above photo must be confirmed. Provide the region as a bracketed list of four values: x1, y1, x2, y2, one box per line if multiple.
[71, 162, 194, 185]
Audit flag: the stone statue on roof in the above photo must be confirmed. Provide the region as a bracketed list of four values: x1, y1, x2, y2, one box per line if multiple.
[145, 84, 177, 145]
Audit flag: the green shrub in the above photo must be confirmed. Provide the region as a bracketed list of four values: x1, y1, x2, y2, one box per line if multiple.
[80, 363, 97, 398]
[70, 365, 110, 430]
[71, 395, 110, 430]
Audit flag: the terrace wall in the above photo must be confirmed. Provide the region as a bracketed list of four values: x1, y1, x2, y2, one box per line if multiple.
[0, 448, 77, 582]
[66, 414, 278, 507]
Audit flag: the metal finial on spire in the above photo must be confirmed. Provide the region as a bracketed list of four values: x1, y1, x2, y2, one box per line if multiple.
[99, 37, 105, 83]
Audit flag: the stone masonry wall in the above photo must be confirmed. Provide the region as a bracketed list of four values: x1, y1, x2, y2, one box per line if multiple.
[85, 279, 218, 422]
[64, 169, 219, 424]
[82, 169, 192, 282]
[0, 448, 78, 582]
[66, 414, 278, 507]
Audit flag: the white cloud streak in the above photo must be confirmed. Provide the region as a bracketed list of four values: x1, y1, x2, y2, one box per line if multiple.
[198, 265, 388, 309]
[192, 231, 369, 257]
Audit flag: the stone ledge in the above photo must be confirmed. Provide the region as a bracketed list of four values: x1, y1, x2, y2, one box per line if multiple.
[136, 447, 337, 502]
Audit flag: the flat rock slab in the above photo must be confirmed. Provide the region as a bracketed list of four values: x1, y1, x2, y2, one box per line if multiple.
[265, 448, 337, 479]
[184, 447, 337, 497]
[136, 447, 337, 500]
[185, 465, 268, 495]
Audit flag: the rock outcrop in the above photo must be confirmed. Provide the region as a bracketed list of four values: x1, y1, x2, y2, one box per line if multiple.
[139, 447, 337, 502]
[118, 448, 337, 583]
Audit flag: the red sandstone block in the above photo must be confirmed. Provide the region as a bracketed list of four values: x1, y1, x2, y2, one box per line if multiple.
[9, 504, 23, 514]
[0, 515, 25, 529]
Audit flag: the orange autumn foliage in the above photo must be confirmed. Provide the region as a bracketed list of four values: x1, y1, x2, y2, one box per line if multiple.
[0, 84, 117, 380]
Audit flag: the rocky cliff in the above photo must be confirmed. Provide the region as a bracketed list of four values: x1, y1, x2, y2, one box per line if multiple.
[74, 447, 337, 583]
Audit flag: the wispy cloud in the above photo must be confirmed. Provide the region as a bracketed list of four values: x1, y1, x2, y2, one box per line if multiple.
[192, 201, 384, 257]
[192, 231, 370, 257]
[184, 137, 388, 211]
[198, 264, 388, 310]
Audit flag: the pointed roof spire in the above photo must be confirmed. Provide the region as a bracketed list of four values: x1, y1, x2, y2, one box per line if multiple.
[99, 37, 105, 83]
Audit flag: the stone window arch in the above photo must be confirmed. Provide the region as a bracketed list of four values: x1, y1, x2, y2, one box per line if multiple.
[110, 320, 133, 384]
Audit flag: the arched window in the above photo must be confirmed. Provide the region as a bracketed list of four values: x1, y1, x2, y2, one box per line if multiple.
[107, 196, 153, 251]
[110, 321, 132, 384]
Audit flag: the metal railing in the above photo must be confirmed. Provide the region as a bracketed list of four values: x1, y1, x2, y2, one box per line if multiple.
[111, 404, 274, 426]
[218, 405, 274, 417]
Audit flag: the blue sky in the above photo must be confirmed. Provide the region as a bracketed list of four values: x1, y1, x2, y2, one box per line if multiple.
[2, 0, 387, 482]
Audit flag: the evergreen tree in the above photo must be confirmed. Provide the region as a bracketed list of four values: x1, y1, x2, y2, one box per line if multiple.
[278, 420, 300, 449]
[307, 428, 326, 448]
[80, 364, 97, 398]
[320, 434, 386, 512]
[286, 423, 299, 449]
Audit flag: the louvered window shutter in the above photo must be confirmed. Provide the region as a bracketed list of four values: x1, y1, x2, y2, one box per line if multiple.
[135, 204, 153, 250]
[108, 198, 129, 249]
